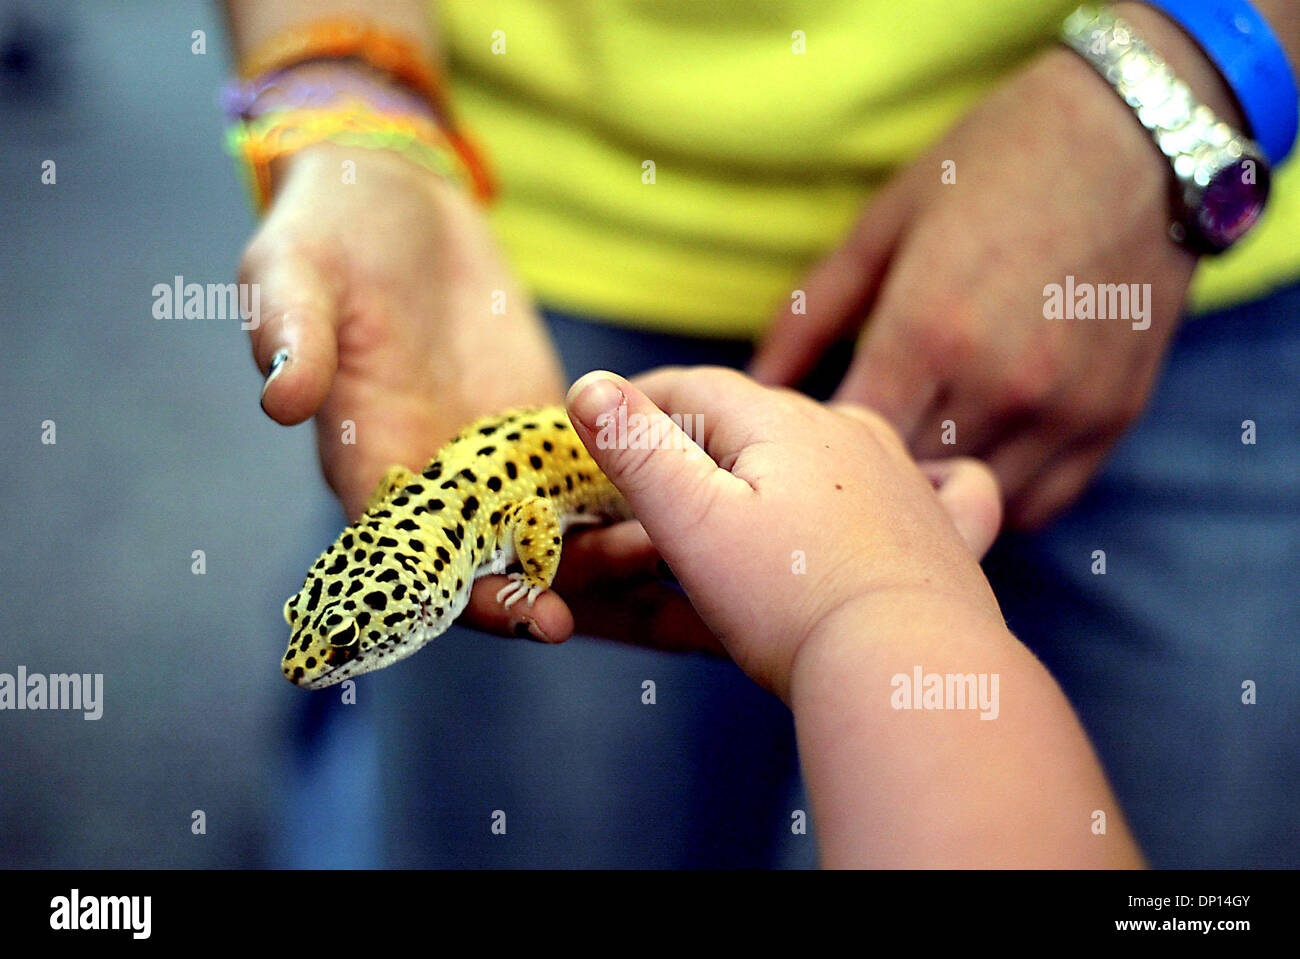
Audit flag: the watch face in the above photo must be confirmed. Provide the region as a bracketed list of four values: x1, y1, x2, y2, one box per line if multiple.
[1197, 157, 1270, 251]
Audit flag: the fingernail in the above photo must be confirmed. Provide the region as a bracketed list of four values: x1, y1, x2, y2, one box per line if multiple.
[566, 372, 624, 431]
[261, 347, 290, 401]
[513, 618, 551, 643]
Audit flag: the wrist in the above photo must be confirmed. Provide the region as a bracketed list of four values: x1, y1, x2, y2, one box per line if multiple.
[784, 586, 1008, 708]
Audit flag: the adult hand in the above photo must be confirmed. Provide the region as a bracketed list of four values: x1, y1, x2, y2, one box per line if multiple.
[751, 23, 1238, 529]
[239, 82, 567, 638]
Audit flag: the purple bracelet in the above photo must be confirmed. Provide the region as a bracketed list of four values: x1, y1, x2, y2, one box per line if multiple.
[220, 66, 439, 121]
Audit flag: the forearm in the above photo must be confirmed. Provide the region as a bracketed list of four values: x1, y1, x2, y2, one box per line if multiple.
[222, 0, 440, 66]
[788, 593, 1144, 868]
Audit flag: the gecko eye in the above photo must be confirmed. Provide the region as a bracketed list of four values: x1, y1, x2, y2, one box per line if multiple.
[327, 620, 359, 648]
[283, 597, 298, 626]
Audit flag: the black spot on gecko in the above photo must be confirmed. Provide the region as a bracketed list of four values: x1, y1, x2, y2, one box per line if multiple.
[543, 440, 553, 452]
[478, 424, 498, 436]
[392, 585, 406, 600]
[423, 463, 442, 480]
[353, 549, 366, 561]
[529, 455, 543, 470]
[306, 579, 323, 612]
[489, 511, 503, 526]
[383, 612, 405, 627]
[487, 476, 502, 492]
[375, 569, 400, 583]
[506, 431, 521, 442]
[327, 581, 342, 597]
[342, 534, 354, 548]
[549, 485, 560, 496]
[440, 480, 458, 490]
[536, 486, 546, 497]
[409, 539, 424, 552]
[404, 484, 424, 495]
[436, 546, 452, 564]
[391, 496, 409, 507]
[566, 475, 573, 491]
[459, 469, 477, 483]
[477, 446, 496, 457]
[326, 555, 347, 575]
[368, 551, 386, 565]
[462, 497, 479, 520]
[378, 536, 399, 548]
[505, 462, 518, 480]
[364, 592, 387, 611]
[395, 519, 419, 531]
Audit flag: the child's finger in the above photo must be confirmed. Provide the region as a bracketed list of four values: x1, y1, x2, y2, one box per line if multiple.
[917, 458, 1003, 558]
[241, 246, 340, 426]
[629, 365, 786, 465]
[566, 371, 753, 559]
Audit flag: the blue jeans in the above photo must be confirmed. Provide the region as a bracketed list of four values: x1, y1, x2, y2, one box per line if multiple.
[279, 281, 1300, 868]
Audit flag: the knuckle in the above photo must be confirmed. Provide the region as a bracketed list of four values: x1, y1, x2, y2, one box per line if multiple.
[994, 349, 1061, 418]
[900, 300, 979, 379]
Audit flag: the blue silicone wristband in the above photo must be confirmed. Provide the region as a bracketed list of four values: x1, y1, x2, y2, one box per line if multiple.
[1139, 0, 1299, 165]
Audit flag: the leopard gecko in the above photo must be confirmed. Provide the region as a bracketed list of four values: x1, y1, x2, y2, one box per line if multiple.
[280, 406, 630, 689]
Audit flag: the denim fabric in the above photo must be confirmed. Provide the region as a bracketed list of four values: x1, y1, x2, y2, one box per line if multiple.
[983, 284, 1300, 868]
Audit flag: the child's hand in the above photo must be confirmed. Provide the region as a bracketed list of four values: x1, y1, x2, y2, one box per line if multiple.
[565, 366, 1003, 699]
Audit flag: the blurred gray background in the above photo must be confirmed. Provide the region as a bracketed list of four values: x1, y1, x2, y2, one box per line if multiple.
[0, 0, 330, 867]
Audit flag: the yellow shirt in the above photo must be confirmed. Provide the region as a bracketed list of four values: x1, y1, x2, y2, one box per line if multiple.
[441, 0, 1300, 337]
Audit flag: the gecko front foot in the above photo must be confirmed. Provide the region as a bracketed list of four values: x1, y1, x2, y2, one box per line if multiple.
[495, 573, 543, 609]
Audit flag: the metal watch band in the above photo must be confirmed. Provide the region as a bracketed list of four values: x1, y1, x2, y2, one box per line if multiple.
[1061, 4, 1270, 250]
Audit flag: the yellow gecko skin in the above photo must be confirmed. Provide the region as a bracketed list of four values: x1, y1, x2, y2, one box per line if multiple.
[281, 406, 630, 689]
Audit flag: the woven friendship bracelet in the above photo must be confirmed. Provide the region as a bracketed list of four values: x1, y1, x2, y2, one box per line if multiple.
[227, 17, 495, 207]
[227, 105, 485, 211]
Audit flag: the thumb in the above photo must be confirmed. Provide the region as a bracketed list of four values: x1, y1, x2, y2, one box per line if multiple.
[565, 371, 744, 559]
[918, 458, 1003, 559]
[241, 245, 340, 425]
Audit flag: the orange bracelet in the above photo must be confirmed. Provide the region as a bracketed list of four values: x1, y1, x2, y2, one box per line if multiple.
[229, 105, 484, 212]
[236, 17, 494, 201]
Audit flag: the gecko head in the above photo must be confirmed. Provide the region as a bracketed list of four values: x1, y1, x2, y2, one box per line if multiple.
[280, 529, 440, 690]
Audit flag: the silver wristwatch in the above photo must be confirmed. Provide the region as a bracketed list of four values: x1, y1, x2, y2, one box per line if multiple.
[1061, 4, 1270, 252]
